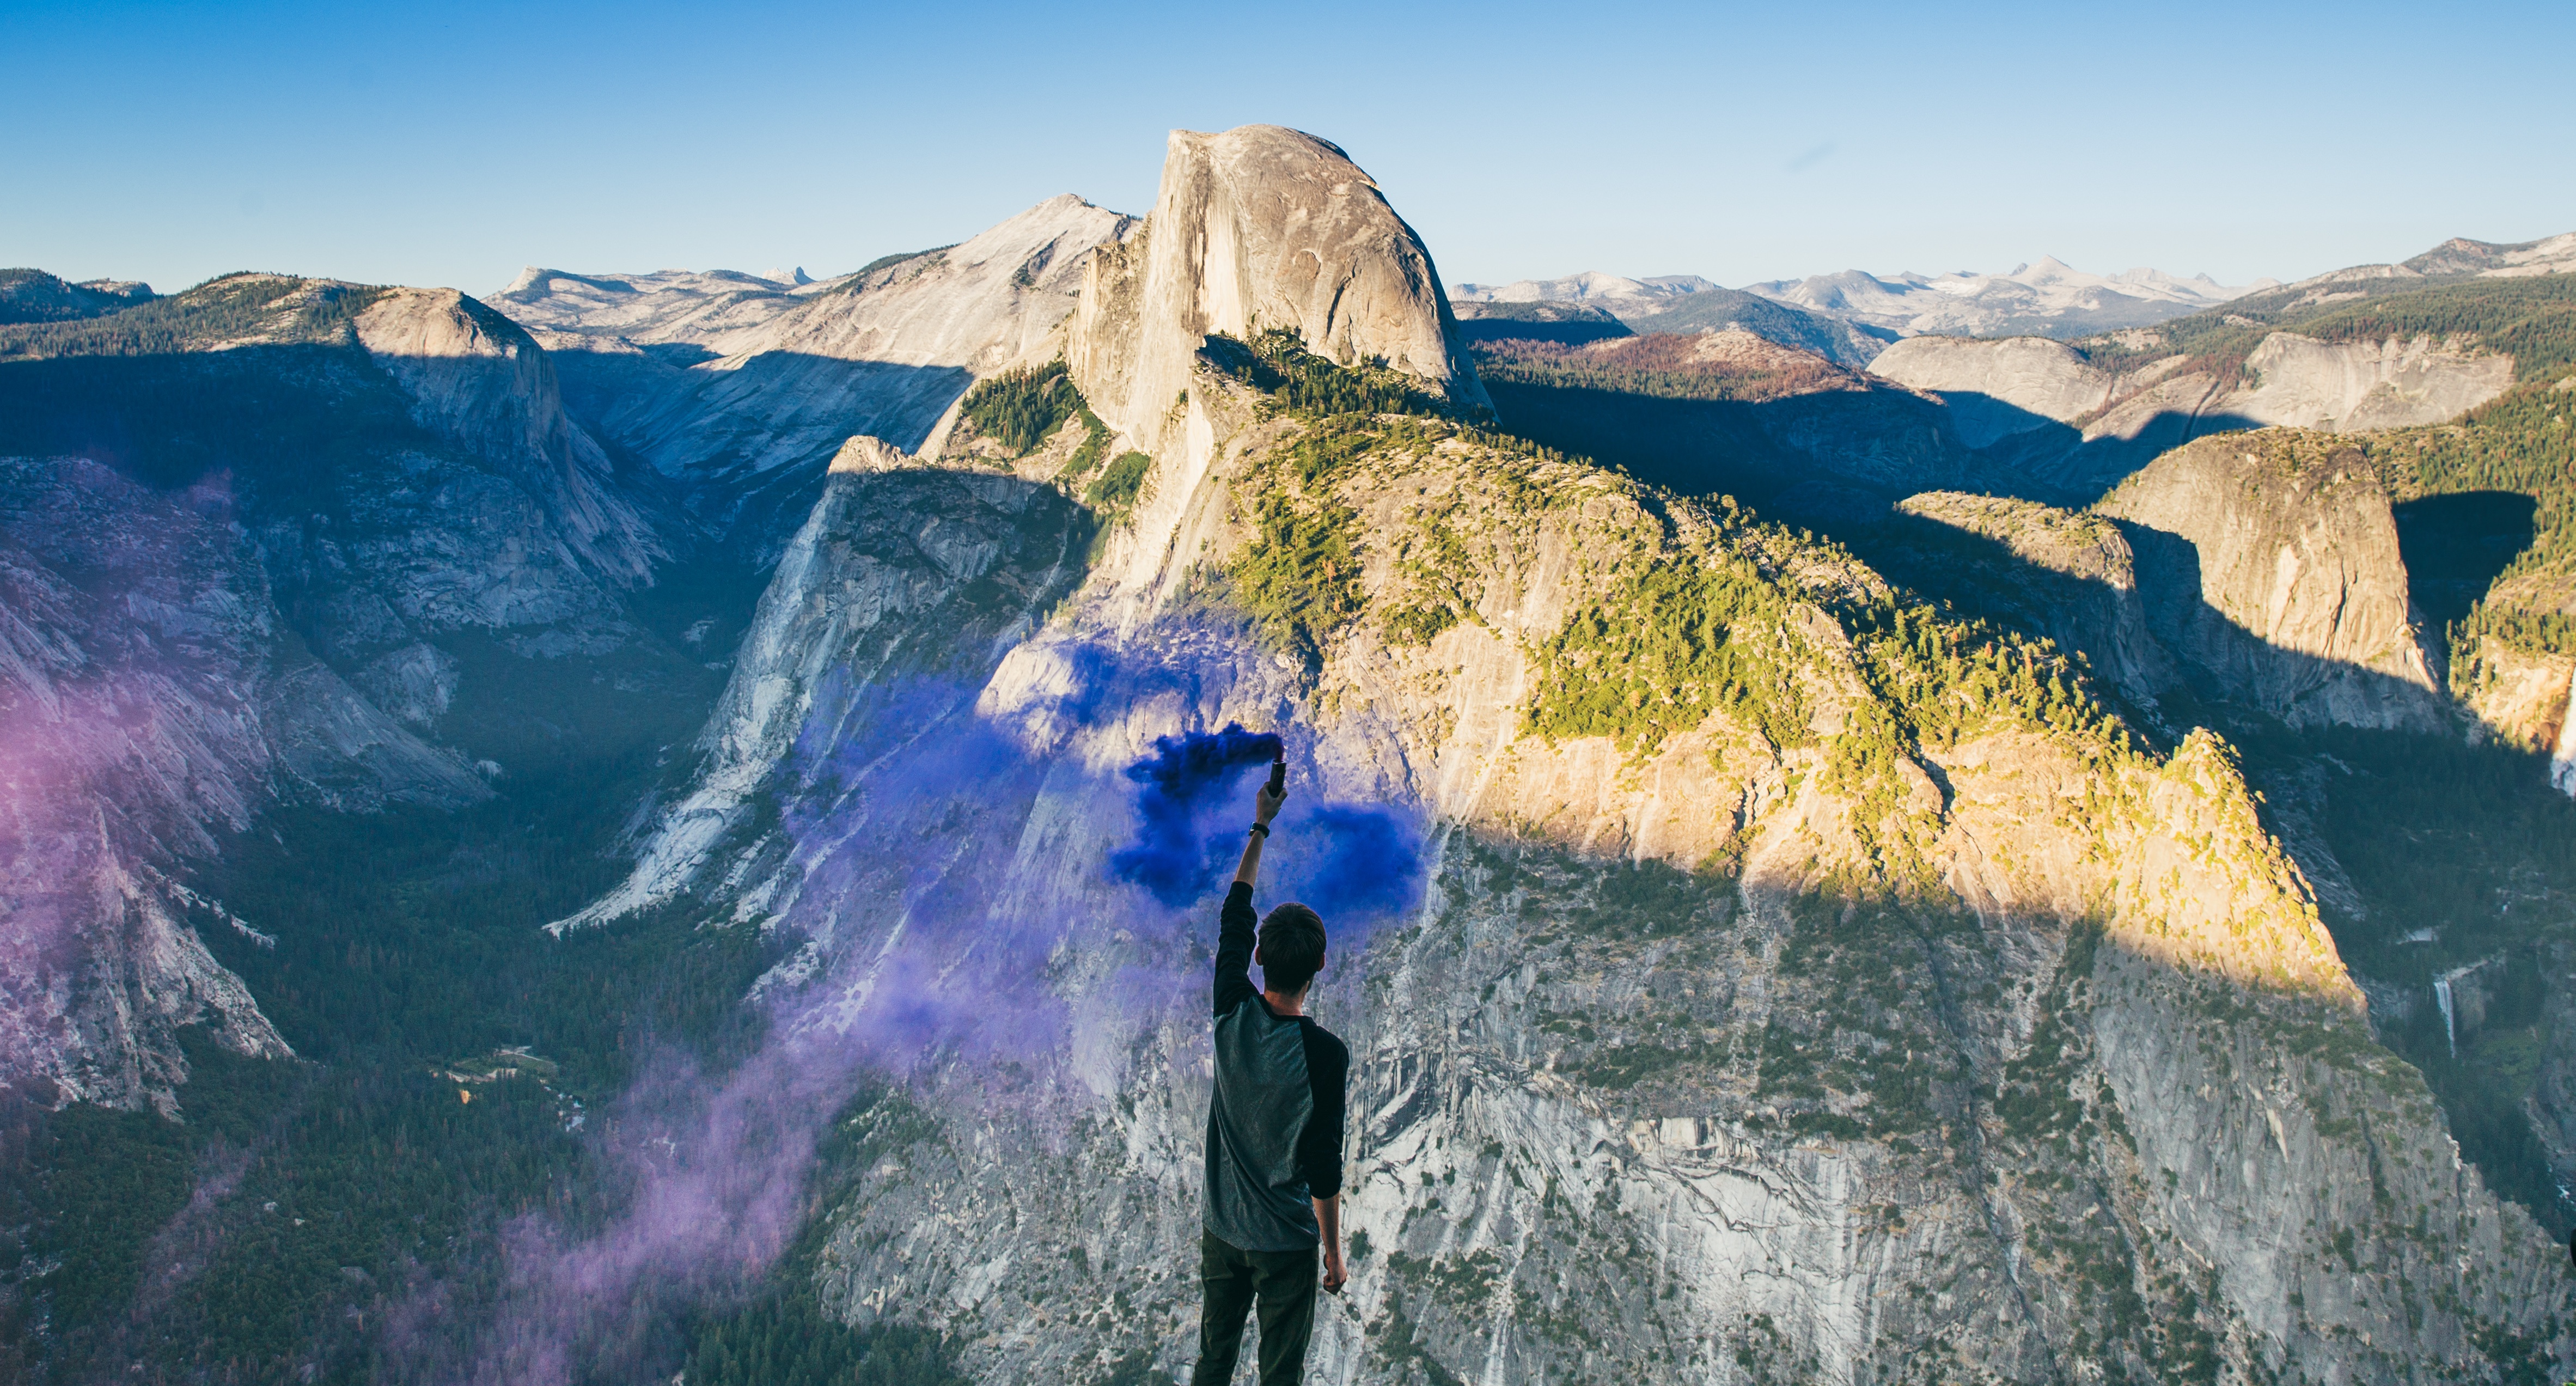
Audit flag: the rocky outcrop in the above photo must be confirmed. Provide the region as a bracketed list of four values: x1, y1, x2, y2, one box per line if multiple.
[2094, 432, 2448, 729]
[2240, 329, 2518, 431]
[2454, 636, 2576, 752]
[1869, 329, 2517, 495]
[1863, 335, 2148, 448]
[1889, 491, 2177, 702]
[1067, 124, 1488, 469]
[547, 435, 1091, 932]
[355, 288, 661, 590]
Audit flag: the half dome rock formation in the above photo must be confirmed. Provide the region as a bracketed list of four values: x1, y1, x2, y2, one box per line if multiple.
[1068, 124, 1489, 467]
[2093, 432, 2448, 729]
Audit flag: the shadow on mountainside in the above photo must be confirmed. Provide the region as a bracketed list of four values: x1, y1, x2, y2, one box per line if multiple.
[1484, 368, 2465, 734]
[1929, 392, 2267, 505]
[1482, 367, 2272, 520]
[0, 344, 766, 781]
[2393, 490, 2538, 632]
[2230, 723, 2576, 1239]
[1842, 505, 2455, 740]
[545, 347, 977, 561]
[1485, 368, 2576, 1248]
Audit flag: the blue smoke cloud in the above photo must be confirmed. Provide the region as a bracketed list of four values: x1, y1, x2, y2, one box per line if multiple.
[1109, 723, 1282, 906]
[1107, 723, 1426, 923]
[1291, 804, 1425, 920]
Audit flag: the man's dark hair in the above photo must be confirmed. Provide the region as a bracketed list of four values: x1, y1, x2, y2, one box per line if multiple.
[1257, 902, 1327, 996]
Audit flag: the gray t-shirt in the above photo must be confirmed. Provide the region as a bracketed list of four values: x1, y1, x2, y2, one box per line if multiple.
[1205, 882, 1348, 1251]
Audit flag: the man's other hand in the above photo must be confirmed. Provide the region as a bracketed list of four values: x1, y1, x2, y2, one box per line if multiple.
[1321, 1248, 1347, 1295]
[1255, 781, 1285, 825]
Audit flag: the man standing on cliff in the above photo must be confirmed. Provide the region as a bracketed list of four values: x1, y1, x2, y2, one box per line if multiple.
[1192, 770, 1349, 1386]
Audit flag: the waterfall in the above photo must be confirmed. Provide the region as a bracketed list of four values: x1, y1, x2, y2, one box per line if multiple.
[2434, 960, 2492, 1058]
[2435, 973, 2457, 1058]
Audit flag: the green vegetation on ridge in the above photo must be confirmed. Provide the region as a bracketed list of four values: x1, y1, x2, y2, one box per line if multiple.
[2076, 272, 2576, 396]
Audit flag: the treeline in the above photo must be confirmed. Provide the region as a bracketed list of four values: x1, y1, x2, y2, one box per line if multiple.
[1469, 332, 1851, 404]
[957, 362, 1091, 456]
[0, 273, 384, 360]
[3, 770, 784, 1380]
[2304, 273, 2576, 382]
[2371, 378, 2576, 649]
[682, 1291, 959, 1386]
[1204, 328, 1458, 420]
[2076, 270, 2576, 395]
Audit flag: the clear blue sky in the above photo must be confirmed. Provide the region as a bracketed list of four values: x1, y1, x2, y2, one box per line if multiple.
[5, 0, 2571, 297]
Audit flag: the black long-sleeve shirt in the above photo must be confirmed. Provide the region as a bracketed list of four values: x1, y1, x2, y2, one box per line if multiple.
[1204, 881, 1348, 1251]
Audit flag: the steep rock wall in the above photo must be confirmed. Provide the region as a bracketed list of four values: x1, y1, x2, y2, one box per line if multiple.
[0, 456, 481, 1113]
[548, 435, 1092, 931]
[2093, 432, 2450, 729]
[1869, 330, 2516, 496]
[561, 136, 2569, 1384]
[1066, 124, 1488, 471]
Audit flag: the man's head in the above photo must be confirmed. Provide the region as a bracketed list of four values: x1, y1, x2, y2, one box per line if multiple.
[1254, 902, 1327, 999]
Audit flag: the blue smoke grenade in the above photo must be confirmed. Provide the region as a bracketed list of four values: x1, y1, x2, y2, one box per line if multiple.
[1109, 722, 1427, 921]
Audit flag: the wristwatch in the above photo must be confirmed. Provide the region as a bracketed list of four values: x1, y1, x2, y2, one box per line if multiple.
[1248, 822, 1271, 838]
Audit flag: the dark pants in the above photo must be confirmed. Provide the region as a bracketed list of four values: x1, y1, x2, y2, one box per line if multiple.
[1191, 1229, 1318, 1386]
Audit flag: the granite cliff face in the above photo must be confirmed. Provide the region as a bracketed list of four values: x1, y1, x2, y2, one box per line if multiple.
[0, 455, 480, 1114]
[0, 273, 709, 1112]
[1883, 434, 2450, 732]
[1869, 330, 2516, 497]
[567, 127, 2573, 1383]
[1067, 124, 1488, 470]
[2093, 433, 2449, 730]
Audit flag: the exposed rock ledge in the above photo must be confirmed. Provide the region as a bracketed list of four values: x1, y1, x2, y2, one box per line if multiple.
[1868, 329, 2515, 493]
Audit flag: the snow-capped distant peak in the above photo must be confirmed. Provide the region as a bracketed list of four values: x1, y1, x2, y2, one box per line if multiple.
[1742, 254, 2265, 339]
[1450, 271, 1700, 304]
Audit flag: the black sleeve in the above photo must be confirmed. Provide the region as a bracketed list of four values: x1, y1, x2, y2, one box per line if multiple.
[1214, 881, 1257, 1017]
[1297, 1025, 1350, 1199]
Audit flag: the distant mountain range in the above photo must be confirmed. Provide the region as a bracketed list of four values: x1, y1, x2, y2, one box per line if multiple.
[1454, 230, 2576, 357]
[1456, 258, 2263, 351]
[1741, 257, 2263, 340]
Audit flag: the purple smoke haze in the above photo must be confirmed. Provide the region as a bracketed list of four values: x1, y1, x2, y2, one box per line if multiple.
[446, 650, 1432, 1381]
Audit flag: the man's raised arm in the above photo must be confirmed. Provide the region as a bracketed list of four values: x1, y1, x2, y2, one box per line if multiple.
[1212, 777, 1285, 1017]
